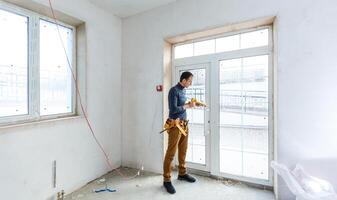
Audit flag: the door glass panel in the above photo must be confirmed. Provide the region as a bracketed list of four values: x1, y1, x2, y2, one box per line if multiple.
[219, 55, 269, 180]
[179, 68, 206, 164]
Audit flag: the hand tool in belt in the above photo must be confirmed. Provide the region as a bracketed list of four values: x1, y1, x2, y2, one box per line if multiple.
[160, 119, 187, 136]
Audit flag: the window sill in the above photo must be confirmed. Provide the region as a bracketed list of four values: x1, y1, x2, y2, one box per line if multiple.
[0, 115, 83, 131]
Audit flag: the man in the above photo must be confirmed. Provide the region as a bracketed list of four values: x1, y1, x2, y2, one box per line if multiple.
[163, 71, 200, 194]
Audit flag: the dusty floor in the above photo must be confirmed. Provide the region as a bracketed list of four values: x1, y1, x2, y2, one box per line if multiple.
[65, 168, 275, 200]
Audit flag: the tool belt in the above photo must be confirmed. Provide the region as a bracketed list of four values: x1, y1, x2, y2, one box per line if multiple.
[160, 118, 188, 136]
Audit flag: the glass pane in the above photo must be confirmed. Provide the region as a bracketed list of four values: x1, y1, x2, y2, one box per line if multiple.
[243, 152, 268, 180]
[242, 55, 268, 127]
[175, 43, 193, 59]
[216, 35, 240, 53]
[220, 127, 241, 151]
[240, 29, 268, 49]
[181, 68, 206, 164]
[0, 9, 28, 117]
[219, 55, 269, 180]
[40, 19, 73, 116]
[219, 58, 242, 126]
[243, 128, 268, 154]
[189, 124, 205, 164]
[193, 39, 215, 56]
[174, 29, 268, 59]
[220, 149, 242, 176]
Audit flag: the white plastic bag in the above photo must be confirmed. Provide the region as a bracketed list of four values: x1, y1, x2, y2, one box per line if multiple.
[271, 161, 337, 200]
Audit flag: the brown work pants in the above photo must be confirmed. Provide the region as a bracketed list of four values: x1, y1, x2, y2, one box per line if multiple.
[163, 124, 188, 182]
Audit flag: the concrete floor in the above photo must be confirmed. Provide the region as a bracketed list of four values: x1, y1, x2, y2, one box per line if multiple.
[65, 168, 275, 200]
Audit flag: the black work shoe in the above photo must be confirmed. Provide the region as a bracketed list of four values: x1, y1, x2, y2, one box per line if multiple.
[163, 181, 176, 194]
[178, 174, 196, 183]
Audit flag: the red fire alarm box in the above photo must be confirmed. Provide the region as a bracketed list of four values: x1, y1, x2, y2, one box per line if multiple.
[156, 85, 163, 92]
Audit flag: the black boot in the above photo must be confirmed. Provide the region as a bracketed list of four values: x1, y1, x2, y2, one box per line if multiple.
[163, 181, 176, 194]
[178, 174, 196, 183]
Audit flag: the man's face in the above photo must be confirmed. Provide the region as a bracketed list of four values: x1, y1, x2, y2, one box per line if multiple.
[182, 76, 193, 88]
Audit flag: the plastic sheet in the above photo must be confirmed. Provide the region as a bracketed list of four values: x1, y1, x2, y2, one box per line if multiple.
[271, 161, 337, 200]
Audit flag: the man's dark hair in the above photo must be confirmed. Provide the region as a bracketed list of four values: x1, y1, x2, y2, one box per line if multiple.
[180, 71, 193, 82]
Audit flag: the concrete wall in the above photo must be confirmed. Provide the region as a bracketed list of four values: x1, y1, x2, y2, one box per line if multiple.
[0, 0, 122, 199]
[121, 0, 337, 199]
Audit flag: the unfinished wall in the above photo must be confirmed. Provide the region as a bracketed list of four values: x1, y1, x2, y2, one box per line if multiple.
[0, 0, 122, 199]
[121, 0, 337, 199]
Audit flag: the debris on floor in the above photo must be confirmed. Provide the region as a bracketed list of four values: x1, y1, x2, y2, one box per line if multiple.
[222, 179, 241, 186]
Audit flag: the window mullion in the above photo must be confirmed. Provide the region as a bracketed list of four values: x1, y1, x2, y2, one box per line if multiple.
[30, 15, 40, 120]
[27, 14, 34, 120]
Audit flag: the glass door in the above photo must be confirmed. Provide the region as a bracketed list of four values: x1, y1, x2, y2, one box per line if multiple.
[219, 55, 270, 182]
[175, 63, 210, 171]
[172, 26, 273, 186]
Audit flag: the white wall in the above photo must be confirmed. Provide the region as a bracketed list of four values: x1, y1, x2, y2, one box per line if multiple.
[0, 0, 122, 199]
[121, 0, 337, 199]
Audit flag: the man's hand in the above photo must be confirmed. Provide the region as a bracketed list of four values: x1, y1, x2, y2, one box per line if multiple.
[184, 101, 196, 109]
[191, 98, 207, 107]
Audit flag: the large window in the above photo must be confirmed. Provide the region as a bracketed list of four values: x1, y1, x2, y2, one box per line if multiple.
[0, 3, 76, 124]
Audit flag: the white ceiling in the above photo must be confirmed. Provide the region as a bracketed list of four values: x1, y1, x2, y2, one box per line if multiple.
[88, 0, 177, 18]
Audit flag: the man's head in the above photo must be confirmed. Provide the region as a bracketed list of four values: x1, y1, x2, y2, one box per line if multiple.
[179, 71, 193, 88]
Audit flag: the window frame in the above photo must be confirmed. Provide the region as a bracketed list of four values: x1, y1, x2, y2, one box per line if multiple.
[173, 26, 271, 59]
[0, 1, 77, 126]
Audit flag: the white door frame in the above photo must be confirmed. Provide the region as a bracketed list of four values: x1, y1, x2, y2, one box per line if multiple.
[171, 26, 274, 187]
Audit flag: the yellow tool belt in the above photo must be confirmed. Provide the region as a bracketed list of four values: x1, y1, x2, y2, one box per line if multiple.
[160, 119, 188, 136]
